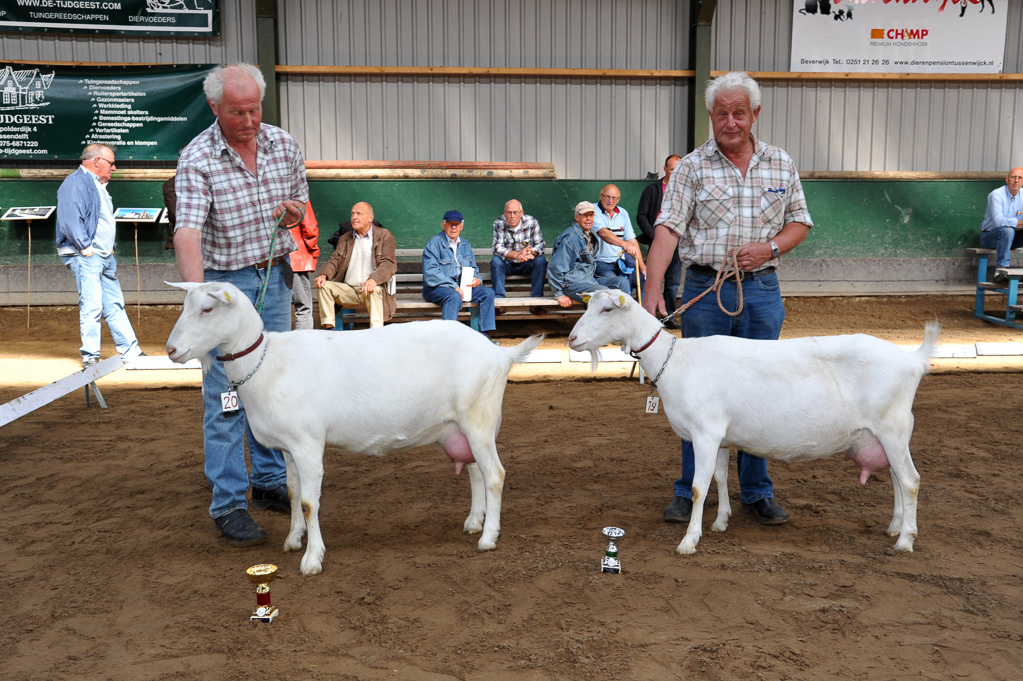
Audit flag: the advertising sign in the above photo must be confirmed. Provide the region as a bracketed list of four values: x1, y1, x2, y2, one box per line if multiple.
[0, 0, 219, 36]
[0, 63, 215, 161]
[791, 0, 1006, 74]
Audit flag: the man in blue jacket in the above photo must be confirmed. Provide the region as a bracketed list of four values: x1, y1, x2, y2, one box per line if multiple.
[422, 210, 497, 339]
[547, 201, 629, 307]
[56, 144, 143, 367]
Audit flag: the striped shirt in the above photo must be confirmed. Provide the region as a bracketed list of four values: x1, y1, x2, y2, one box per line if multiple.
[658, 136, 813, 270]
[175, 120, 309, 271]
[492, 213, 545, 259]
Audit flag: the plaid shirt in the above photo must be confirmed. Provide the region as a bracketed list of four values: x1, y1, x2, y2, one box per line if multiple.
[492, 213, 545, 259]
[175, 121, 309, 271]
[658, 135, 813, 270]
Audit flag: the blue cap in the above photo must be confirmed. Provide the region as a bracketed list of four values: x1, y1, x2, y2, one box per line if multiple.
[443, 210, 464, 223]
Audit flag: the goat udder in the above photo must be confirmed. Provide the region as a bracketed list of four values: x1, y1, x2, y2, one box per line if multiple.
[845, 436, 891, 485]
[440, 427, 476, 475]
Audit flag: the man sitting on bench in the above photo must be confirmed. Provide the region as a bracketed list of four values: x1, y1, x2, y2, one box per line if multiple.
[979, 167, 1023, 286]
[314, 201, 397, 328]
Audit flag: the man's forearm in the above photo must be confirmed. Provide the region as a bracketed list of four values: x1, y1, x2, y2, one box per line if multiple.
[173, 228, 205, 282]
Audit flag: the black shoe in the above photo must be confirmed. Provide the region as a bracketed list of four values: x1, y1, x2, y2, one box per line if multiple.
[82, 356, 99, 369]
[252, 484, 291, 514]
[741, 498, 789, 525]
[663, 496, 693, 523]
[993, 270, 1010, 286]
[663, 317, 681, 330]
[214, 509, 267, 547]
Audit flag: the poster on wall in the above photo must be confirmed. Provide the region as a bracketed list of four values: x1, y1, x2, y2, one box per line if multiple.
[0, 63, 215, 161]
[791, 0, 1006, 74]
[0, 0, 219, 36]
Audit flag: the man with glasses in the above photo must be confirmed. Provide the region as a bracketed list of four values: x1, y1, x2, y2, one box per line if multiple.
[490, 199, 547, 299]
[56, 143, 144, 368]
[593, 184, 645, 296]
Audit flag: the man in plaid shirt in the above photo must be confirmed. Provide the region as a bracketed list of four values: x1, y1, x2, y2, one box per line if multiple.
[173, 63, 309, 548]
[490, 199, 547, 298]
[642, 71, 813, 529]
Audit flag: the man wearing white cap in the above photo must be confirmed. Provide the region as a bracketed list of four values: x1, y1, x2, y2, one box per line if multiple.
[547, 201, 630, 307]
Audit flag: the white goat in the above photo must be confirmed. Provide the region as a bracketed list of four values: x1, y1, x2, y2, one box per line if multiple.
[568, 290, 939, 556]
[165, 281, 542, 575]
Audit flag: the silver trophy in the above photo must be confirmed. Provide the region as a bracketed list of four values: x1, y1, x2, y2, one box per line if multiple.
[601, 526, 625, 573]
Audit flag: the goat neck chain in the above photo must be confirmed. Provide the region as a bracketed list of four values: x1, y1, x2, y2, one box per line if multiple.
[216, 333, 264, 362]
[227, 341, 268, 391]
[646, 335, 676, 396]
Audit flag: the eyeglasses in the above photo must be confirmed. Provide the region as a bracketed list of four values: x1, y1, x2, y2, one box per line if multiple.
[599, 194, 620, 201]
[96, 157, 116, 167]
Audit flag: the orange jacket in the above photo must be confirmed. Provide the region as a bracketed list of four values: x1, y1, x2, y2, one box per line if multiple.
[287, 201, 320, 273]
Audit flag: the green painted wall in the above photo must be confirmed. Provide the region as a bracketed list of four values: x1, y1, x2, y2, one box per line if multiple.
[0, 178, 995, 266]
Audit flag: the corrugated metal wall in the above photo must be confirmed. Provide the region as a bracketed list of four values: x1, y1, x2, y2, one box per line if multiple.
[712, 0, 1023, 172]
[277, 0, 691, 179]
[0, 0, 256, 64]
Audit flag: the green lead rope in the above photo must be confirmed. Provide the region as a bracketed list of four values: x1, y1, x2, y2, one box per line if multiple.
[254, 213, 285, 315]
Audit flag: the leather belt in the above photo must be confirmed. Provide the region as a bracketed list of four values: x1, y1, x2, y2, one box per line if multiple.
[254, 255, 285, 270]
[687, 263, 775, 278]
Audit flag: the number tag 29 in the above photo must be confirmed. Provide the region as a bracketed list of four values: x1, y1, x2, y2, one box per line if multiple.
[221, 390, 240, 413]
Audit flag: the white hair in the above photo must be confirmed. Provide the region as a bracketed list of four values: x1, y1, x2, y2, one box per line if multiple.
[705, 71, 762, 113]
[204, 63, 266, 105]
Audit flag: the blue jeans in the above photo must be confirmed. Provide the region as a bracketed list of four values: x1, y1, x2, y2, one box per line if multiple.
[422, 284, 497, 333]
[490, 255, 548, 297]
[60, 253, 140, 361]
[202, 266, 291, 519]
[979, 227, 1023, 268]
[674, 267, 786, 505]
[595, 256, 645, 295]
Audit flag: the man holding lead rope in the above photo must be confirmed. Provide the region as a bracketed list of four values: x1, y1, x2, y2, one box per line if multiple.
[174, 63, 309, 547]
[641, 71, 813, 528]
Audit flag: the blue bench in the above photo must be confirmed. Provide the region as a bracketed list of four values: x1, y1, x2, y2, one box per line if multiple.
[966, 247, 1023, 330]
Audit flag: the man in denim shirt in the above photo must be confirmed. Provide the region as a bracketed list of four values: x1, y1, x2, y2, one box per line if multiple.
[978, 167, 1023, 285]
[422, 210, 497, 339]
[547, 202, 629, 307]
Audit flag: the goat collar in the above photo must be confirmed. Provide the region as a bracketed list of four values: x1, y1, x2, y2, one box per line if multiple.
[216, 333, 264, 362]
[629, 329, 662, 358]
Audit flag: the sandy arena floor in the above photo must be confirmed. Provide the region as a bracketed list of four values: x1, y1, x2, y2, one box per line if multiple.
[1, 295, 1021, 680]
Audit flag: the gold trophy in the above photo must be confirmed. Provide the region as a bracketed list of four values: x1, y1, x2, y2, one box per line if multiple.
[246, 564, 279, 622]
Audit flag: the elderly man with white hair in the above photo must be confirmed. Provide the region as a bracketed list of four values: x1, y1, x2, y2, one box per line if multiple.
[641, 71, 814, 528]
[547, 201, 630, 307]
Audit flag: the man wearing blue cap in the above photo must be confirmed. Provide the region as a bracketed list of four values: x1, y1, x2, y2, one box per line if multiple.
[422, 210, 498, 339]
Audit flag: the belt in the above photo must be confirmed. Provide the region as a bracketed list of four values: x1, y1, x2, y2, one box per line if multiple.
[687, 263, 775, 278]
[254, 255, 286, 270]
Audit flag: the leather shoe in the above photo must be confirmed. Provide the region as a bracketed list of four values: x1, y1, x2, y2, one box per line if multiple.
[741, 498, 789, 525]
[252, 484, 291, 514]
[214, 509, 267, 547]
[663, 496, 693, 523]
[993, 269, 1010, 286]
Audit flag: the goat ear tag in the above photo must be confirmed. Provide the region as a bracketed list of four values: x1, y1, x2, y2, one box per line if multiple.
[618, 294, 626, 307]
[645, 396, 660, 414]
[582, 294, 591, 304]
[221, 390, 240, 413]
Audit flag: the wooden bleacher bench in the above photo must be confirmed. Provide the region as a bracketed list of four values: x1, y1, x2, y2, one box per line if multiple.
[335, 248, 584, 330]
[965, 247, 1023, 330]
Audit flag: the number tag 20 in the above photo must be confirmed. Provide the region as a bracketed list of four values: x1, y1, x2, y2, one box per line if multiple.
[221, 390, 240, 413]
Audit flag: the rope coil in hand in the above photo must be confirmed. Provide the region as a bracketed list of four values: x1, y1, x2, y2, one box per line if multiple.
[661, 246, 745, 325]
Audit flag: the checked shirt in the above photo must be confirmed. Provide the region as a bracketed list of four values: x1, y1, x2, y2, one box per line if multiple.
[175, 121, 309, 272]
[492, 213, 546, 259]
[657, 135, 813, 270]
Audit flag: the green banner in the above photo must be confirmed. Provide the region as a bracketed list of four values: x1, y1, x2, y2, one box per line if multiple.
[0, 0, 219, 36]
[0, 63, 215, 161]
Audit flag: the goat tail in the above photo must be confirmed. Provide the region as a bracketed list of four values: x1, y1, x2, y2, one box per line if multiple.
[505, 334, 544, 366]
[916, 320, 941, 371]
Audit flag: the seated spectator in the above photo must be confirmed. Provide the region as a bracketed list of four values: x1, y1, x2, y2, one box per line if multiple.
[979, 167, 1023, 285]
[422, 209, 497, 339]
[547, 201, 629, 307]
[327, 216, 383, 249]
[593, 183, 646, 295]
[289, 201, 320, 330]
[314, 201, 396, 328]
[490, 199, 547, 298]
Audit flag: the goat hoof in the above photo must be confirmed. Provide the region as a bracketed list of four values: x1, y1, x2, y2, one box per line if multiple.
[300, 557, 324, 575]
[676, 539, 699, 555]
[476, 537, 498, 551]
[283, 537, 303, 552]
[463, 518, 484, 534]
[893, 538, 915, 553]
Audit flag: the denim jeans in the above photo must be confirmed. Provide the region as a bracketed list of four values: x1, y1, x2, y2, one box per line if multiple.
[60, 253, 140, 361]
[979, 227, 1023, 268]
[202, 265, 291, 519]
[422, 284, 497, 333]
[594, 257, 644, 295]
[673, 267, 786, 505]
[490, 255, 548, 297]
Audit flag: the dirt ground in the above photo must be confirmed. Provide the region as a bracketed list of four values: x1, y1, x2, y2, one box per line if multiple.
[1, 296, 1022, 680]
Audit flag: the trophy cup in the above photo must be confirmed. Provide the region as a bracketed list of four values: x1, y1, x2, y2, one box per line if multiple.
[246, 564, 279, 622]
[601, 527, 625, 573]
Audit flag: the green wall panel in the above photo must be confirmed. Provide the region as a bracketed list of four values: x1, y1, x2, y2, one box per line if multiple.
[0, 177, 997, 266]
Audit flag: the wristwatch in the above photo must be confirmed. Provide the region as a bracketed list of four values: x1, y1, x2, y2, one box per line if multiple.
[769, 240, 779, 258]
